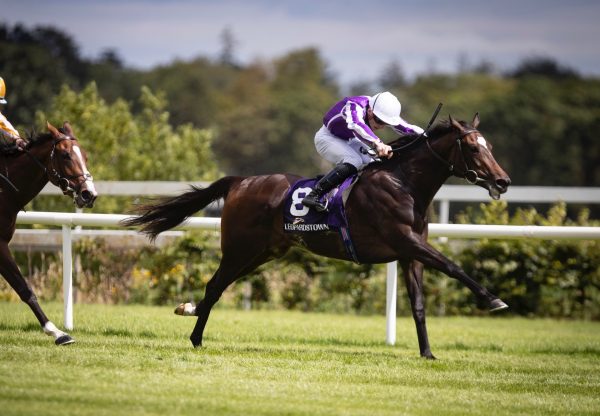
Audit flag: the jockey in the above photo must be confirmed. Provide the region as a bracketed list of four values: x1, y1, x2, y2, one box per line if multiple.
[0, 77, 27, 152]
[302, 91, 424, 212]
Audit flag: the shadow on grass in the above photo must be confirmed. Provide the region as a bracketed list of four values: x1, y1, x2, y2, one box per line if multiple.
[0, 322, 42, 332]
[442, 340, 600, 357]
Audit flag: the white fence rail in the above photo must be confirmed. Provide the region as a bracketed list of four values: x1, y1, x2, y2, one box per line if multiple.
[15, 211, 600, 344]
[39, 182, 600, 225]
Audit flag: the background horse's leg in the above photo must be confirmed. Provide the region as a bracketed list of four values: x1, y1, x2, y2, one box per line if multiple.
[404, 236, 507, 311]
[0, 242, 74, 345]
[400, 260, 435, 359]
[190, 250, 273, 348]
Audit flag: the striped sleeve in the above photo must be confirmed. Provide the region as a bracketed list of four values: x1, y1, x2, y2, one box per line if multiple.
[343, 102, 381, 144]
[392, 117, 424, 135]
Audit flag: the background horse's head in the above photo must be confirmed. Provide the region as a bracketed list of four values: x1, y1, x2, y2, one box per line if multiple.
[45, 122, 97, 208]
[446, 114, 511, 199]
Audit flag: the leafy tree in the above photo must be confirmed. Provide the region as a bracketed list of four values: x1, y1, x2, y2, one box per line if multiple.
[483, 76, 600, 187]
[214, 48, 339, 176]
[0, 23, 89, 125]
[30, 82, 220, 212]
[509, 56, 579, 80]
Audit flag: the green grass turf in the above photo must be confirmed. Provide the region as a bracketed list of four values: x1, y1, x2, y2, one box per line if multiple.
[0, 302, 599, 415]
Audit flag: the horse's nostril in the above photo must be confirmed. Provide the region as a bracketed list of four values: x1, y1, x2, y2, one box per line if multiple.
[81, 190, 92, 202]
[496, 178, 510, 189]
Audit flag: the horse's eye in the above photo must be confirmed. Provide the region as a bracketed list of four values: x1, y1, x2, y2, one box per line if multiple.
[62, 152, 72, 160]
[470, 145, 480, 154]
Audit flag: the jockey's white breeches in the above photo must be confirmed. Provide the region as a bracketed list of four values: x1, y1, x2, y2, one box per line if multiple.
[314, 125, 374, 170]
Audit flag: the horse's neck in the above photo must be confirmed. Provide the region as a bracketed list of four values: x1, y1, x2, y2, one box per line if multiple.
[392, 134, 455, 211]
[5, 144, 51, 211]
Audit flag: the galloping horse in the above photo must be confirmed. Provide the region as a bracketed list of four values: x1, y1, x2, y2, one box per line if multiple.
[0, 122, 97, 345]
[125, 114, 510, 358]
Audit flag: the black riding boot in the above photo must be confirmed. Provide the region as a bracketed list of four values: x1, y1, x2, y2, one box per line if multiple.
[302, 163, 357, 212]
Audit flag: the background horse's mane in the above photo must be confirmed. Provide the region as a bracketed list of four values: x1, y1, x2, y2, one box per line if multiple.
[23, 129, 55, 149]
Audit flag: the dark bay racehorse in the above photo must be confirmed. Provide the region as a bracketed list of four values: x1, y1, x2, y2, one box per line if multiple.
[0, 122, 97, 345]
[125, 114, 510, 358]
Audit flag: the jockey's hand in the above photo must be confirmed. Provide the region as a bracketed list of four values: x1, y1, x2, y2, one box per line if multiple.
[374, 141, 393, 159]
[15, 138, 27, 151]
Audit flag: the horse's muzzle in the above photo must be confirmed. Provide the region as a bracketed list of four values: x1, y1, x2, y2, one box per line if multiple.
[487, 177, 511, 200]
[75, 188, 97, 208]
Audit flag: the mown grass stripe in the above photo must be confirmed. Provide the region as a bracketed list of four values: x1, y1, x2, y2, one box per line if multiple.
[1, 302, 599, 416]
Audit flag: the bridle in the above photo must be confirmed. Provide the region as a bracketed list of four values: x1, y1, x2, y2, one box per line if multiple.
[390, 128, 482, 184]
[424, 129, 482, 184]
[26, 136, 92, 195]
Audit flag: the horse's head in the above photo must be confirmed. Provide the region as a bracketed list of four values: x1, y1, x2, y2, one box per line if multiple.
[446, 114, 511, 199]
[46, 122, 98, 208]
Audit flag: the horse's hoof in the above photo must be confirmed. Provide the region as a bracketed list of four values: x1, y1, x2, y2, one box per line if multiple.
[490, 299, 509, 312]
[174, 303, 195, 316]
[55, 335, 75, 346]
[190, 335, 202, 348]
[174, 303, 186, 315]
[421, 352, 437, 360]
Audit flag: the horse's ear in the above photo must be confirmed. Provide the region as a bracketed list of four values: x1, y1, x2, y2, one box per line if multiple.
[449, 114, 463, 131]
[47, 122, 61, 138]
[472, 113, 480, 129]
[62, 121, 74, 136]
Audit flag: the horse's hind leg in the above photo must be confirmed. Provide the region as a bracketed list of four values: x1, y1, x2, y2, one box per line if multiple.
[0, 242, 74, 345]
[189, 250, 272, 348]
[400, 260, 435, 359]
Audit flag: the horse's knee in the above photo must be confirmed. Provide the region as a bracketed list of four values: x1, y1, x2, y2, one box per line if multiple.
[446, 262, 463, 277]
[413, 308, 426, 323]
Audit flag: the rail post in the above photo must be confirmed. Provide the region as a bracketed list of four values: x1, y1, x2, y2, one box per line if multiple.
[386, 261, 397, 345]
[62, 224, 73, 330]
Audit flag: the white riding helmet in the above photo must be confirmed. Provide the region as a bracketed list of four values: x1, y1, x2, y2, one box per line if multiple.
[0, 77, 6, 104]
[369, 91, 401, 125]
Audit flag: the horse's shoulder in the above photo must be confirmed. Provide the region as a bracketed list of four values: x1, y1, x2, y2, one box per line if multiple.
[359, 169, 411, 196]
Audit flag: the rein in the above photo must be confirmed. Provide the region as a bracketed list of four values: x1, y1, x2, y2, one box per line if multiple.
[0, 153, 19, 192]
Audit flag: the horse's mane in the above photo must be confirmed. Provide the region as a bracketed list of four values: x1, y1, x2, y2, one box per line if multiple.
[386, 118, 472, 150]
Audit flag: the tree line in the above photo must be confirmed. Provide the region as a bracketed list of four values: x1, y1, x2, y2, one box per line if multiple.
[1, 22, 598, 187]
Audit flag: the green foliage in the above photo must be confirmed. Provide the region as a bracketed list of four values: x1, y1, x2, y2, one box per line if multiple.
[437, 201, 600, 318]
[29, 82, 220, 212]
[214, 48, 339, 176]
[128, 233, 221, 305]
[0, 23, 89, 125]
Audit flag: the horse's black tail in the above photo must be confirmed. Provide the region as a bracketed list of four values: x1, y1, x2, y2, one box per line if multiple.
[122, 176, 238, 241]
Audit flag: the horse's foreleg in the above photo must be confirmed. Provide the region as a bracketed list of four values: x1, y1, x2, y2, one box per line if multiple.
[406, 237, 507, 311]
[400, 260, 435, 359]
[0, 242, 74, 345]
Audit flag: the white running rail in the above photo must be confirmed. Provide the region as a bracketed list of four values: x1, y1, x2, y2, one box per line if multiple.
[15, 211, 600, 344]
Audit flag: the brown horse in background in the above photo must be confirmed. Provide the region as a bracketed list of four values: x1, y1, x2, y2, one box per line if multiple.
[0, 122, 97, 345]
[125, 114, 510, 358]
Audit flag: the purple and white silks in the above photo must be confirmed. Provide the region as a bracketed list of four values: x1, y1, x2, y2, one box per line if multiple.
[322, 95, 424, 146]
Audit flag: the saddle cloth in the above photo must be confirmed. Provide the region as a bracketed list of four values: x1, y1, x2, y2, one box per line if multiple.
[283, 175, 359, 262]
